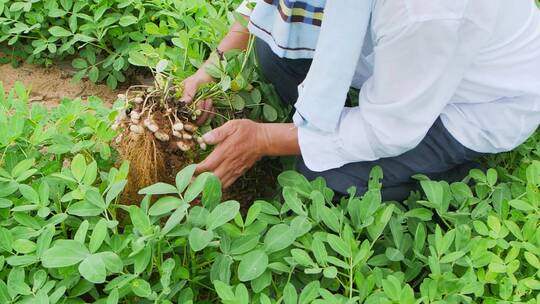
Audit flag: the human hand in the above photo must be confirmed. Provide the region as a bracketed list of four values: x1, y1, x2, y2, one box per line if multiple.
[180, 68, 215, 125]
[195, 119, 269, 188]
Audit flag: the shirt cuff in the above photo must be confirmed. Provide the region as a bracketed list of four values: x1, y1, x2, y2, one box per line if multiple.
[236, 0, 255, 16]
[293, 108, 377, 172]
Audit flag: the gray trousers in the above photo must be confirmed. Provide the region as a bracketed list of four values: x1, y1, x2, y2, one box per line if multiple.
[255, 39, 484, 201]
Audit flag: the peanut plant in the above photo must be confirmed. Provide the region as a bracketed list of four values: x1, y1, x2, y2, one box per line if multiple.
[0, 83, 540, 303]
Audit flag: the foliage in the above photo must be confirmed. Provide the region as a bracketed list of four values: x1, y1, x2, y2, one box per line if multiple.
[0, 0, 289, 122]
[0, 0, 241, 88]
[1, 83, 540, 303]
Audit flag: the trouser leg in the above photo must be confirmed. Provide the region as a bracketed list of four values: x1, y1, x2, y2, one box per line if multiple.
[255, 38, 484, 201]
[295, 119, 484, 201]
[255, 38, 312, 106]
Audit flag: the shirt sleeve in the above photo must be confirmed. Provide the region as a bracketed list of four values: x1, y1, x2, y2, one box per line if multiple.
[236, 0, 256, 16]
[296, 19, 488, 172]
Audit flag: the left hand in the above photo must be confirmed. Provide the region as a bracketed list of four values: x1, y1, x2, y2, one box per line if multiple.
[195, 119, 268, 188]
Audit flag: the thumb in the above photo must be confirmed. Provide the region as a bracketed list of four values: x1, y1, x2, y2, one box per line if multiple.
[180, 80, 198, 104]
[202, 123, 234, 145]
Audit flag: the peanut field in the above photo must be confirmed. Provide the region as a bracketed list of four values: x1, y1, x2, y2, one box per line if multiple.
[0, 1, 540, 303]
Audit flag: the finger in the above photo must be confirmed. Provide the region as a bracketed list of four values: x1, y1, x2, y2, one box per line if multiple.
[180, 81, 198, 104]
[213, 164, 234, 189]
[222, 175, 236, 189]
[195, 149, 224, 175]
[195, 99, 213, 125]
[202, 121, 235, 145]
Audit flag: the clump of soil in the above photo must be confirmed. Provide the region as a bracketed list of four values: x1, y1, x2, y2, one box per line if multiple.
[114, 82, 207, 204]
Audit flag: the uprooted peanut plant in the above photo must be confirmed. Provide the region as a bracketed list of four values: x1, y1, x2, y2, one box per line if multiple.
[113, 60, 209, 200]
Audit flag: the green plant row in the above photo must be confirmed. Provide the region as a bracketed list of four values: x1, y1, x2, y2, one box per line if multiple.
[2, 84, 540, 303]
[0, 0, 289, 124]
[0, 0, 240, 88]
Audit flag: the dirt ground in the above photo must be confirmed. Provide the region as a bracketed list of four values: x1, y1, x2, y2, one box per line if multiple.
[0, 61, 119, 107]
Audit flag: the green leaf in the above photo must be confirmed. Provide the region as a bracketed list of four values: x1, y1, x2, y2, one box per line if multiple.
[404, 208, 433, 221]
[89, 219, 107, 253]
[49, 8, 67, 17]
[98, 252, 123, 273]
[89, 66, 99, 82]
[138, 182, 177, 195]
[128, 206, 152, 235]
[290, 216, 312, 237]
[283, 283, 298, 304]
[184, 172, 212, 202]
[7, 267, 31, 296]
[250, 270, 270, 293]
[107, 289, 119, 304]
[327, 234, 351, 258]
[162, 203, 190, 236]
[113, 57, 125, 71]
[264, 224, 295, 253]
[263, 104, 278, 121]
[299, 281, 320, 304]
[440, 251, 465, 264]
[509, 199, 535, 212]
[385, 247, 404, 262]
[131, 279, 152, 298]
[67, 201, 103, 217]
[524, 279, 540, 290]
[149, 196, 183, 216]
[79, 254, 106, 283]
[0, 281, 8, 303]
[323, 266, 337, 278]
[231, 94, 245, 110]
[48, 26, 72, 37]
[42, 240, 89, 268]
[106, 180, 127, 206]
[311, 238, 328, 265]
[420, 180, 443, 208]
[189, 228, 213, 252]
[11, 158, 35, 178]
[12, 239, 36, 254]
[291, 249, 315, 266]
[524, 252, 540, 268]
[214, 280, 235, 302]
[206, 200, 240, 230]
[486, 168, 498, 185]
[382, 276, 402, 301]
[245, 202, 261, 226]
[235, 283, 250, 304]
[202, 174, 222, 210]
[238, 250, 268, 282]
[230, 235, 260, 256]
[283, 187, 306, 216]
[36, 225, 54, 257]
[72, 58, 87, 69]
[119, 15, 138, 27]
[86, 188, 106, 209]
[18, 184, 39, 204]
[175, 164, 197, 193]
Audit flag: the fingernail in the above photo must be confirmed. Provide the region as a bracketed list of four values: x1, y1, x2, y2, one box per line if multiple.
[202, 132, 215, 143]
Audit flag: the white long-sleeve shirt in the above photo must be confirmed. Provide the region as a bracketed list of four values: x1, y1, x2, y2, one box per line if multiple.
[240, 0, 540, 172]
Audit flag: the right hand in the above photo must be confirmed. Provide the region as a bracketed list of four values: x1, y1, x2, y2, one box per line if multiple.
[180, 68, 215, 125]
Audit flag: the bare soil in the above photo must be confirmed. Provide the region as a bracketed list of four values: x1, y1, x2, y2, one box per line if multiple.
[0, 61, 119, 107]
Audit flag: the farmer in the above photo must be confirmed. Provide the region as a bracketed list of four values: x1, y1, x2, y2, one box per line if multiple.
[182, 0, 540, 201]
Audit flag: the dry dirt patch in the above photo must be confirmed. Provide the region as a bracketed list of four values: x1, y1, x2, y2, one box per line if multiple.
[0, 61, 118, 107]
